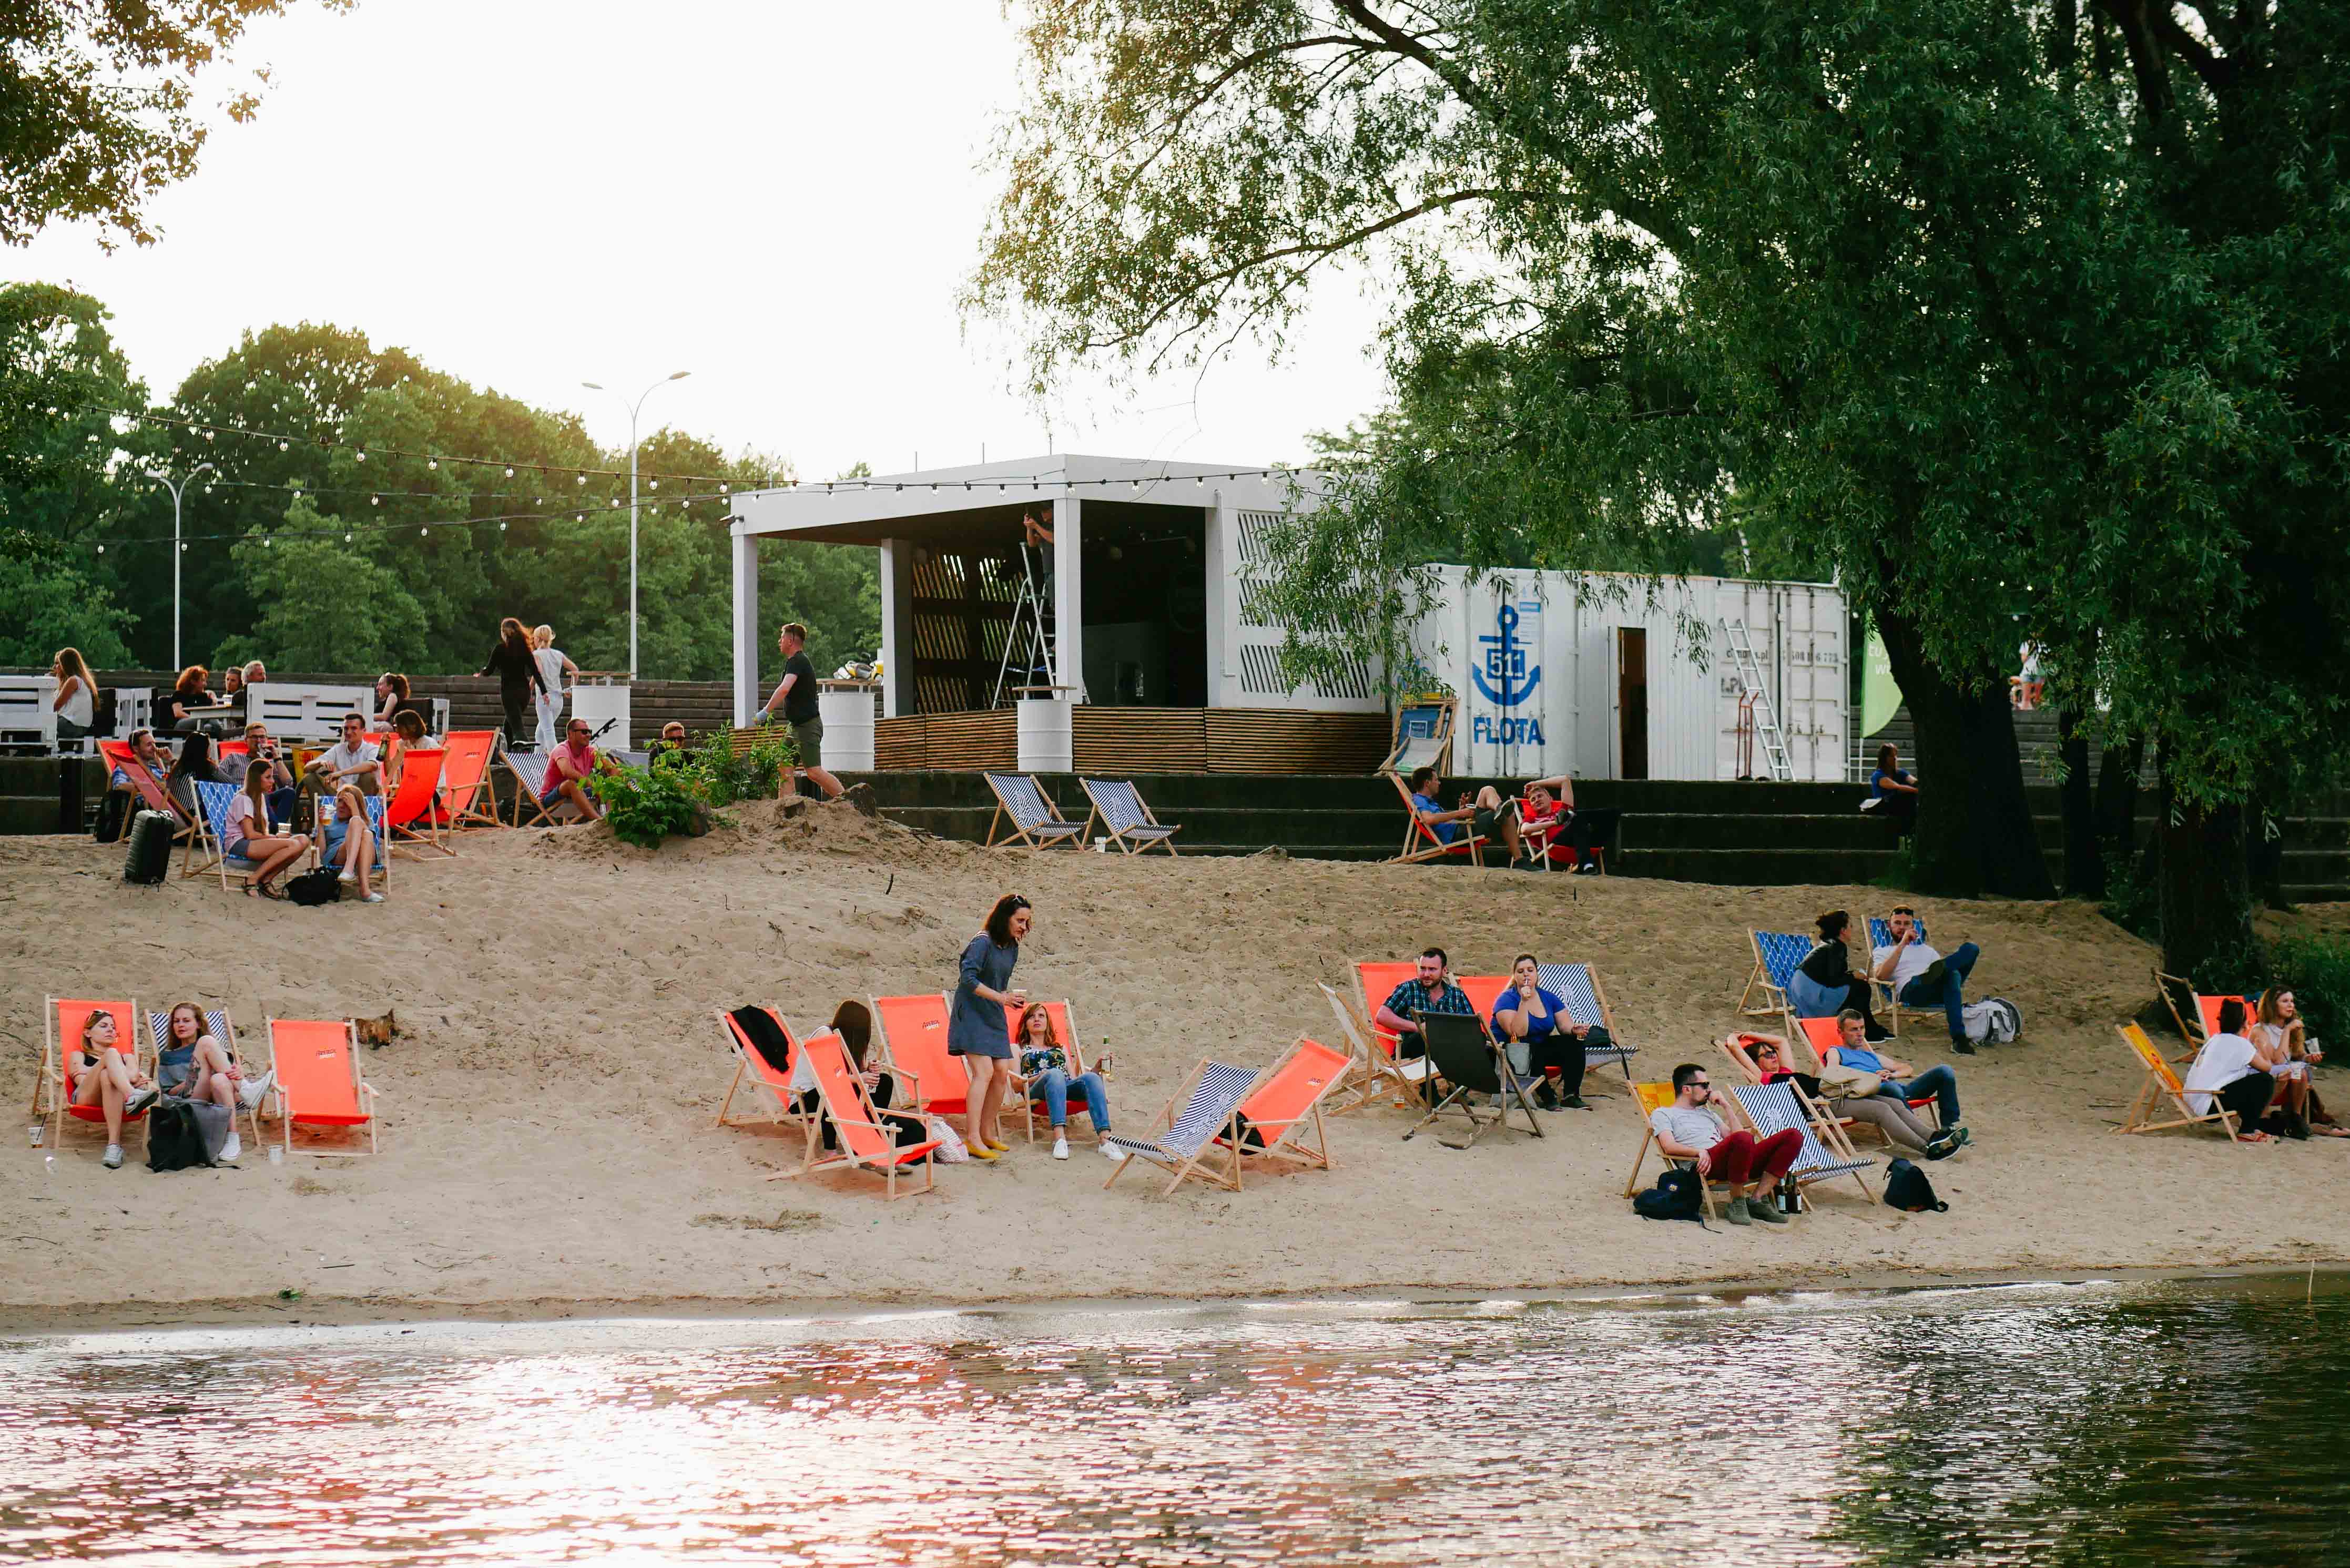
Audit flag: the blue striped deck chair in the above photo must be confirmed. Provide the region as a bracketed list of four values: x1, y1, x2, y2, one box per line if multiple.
[1537, 962, 1638, 1082]
[147, 1005, 267, 1145]
[1727, 1082, 1876, 1206]
[503, 748, 577, 828]
[1102, 1058, 1258, 1196]
[1866, 914, 1938, 1036]
[1077, 777, 1179, 854]
[180, 780, 265, 890]
[983, 772, 1087, 851]
[1739, 930, 1813, 1022]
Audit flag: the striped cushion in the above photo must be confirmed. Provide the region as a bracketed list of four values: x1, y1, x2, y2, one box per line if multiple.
[1104, 1063, 1257, 1161]
[1866, 916, 1927, 952]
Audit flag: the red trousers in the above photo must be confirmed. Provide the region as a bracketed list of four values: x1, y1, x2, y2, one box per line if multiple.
[1707, 1128, 1803, 1185]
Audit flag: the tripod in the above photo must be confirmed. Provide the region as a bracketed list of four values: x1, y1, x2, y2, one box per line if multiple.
[991, 540, 1059, 708]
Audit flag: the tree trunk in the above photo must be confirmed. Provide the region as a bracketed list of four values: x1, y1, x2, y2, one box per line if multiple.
[2056, 707, 2101, 898]
[1873, 604, 2056, 899]
[2093, 734, 2144, 881]
[2154, 752, 2258, 982]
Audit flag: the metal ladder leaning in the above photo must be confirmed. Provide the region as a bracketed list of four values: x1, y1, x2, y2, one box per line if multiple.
[1719, 618, 1793, 781]
[991, 542, 1059, 709]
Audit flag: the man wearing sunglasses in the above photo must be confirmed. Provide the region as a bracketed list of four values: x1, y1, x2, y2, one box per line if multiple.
[1649, 1063, 1805, 1226]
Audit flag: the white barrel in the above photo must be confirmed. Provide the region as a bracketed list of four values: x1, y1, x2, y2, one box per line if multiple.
[1015, 696, 1074, 772]
[818, 685, 877, 772]
[570, 678, 631, 751]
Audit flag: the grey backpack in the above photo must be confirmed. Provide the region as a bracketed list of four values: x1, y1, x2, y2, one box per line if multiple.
[1962, 997, 2022, 1044]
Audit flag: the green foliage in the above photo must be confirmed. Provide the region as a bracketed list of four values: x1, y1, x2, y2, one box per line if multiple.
[587, 763, 700, 850]
[677, 728, 795, 808]
[218, 501, 428, 671]
[2266, 936, 2350, 1047]
[0, 529, 135, 665]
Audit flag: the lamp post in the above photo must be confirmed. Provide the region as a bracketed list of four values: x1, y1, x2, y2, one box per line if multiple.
[582, 371, 690, 677]
[144, 462, 215, 669]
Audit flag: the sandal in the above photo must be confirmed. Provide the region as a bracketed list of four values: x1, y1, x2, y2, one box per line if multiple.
[253, 881, 288, 901]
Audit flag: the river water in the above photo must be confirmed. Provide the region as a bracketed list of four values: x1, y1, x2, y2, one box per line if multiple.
[5, 1274, 2346, 1566]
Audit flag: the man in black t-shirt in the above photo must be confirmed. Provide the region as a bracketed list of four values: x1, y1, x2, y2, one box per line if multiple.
[754, 620, 843, 799]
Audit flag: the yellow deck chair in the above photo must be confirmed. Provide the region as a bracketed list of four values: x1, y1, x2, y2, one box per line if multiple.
[1622, 1081, 1726, 1220]
[2114, 1022, 2241, 1139]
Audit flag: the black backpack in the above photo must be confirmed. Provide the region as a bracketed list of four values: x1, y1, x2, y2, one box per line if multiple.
[93, 790, 132, 843]
[146, 1099, 216, 1171]
[1884, 1157, 1949, 1213]
[1633, 1164, 1704, 1221]
[285, 867, 342, 906]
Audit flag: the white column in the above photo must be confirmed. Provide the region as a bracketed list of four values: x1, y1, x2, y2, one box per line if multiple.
[731, 526, 759, 728]
[1203, 495, 1230, 708]
[878, 538, 916, 718]
[1054, 495, 1085, 701]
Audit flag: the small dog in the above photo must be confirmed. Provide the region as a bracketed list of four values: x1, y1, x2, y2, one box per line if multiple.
[351, 1009, 400, 1050]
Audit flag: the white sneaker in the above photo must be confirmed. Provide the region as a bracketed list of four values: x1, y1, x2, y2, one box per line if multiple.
[239, 1070, 276, 1111]
[1100, 1140, 1126, 1160]
[1052, 1135, 1070, 1160]
[362, 892, 384, 904]
[338, 868, 357, 884]
[103, 1143, 123, 1169]
[219, 1132, 241, 1162]
[124, 1084, 160, 1115]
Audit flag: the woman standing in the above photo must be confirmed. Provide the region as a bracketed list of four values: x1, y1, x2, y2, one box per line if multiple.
[949, 894, 1031, 1161]
[1787, 910, 1889, 1040]
[1015, 1002, 1114, 1159]
[50, 647, 97, 745]
[530, 625, 578, 753]
[477, 617, 548, 749]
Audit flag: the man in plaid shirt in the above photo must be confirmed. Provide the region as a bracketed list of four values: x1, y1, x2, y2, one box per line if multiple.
[1374, 947, 1476, 1062]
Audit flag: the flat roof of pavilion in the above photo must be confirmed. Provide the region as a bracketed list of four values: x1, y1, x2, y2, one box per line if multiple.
[728, 453, 1313, 546]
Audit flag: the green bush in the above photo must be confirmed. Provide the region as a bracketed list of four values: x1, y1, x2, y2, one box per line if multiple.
[678, 727, 795, 806]
[2265, 934, 2350, 1044]
[588, 763, 701, 849]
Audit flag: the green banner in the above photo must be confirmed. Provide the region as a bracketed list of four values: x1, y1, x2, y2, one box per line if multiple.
[1860, 618, 1903, 738]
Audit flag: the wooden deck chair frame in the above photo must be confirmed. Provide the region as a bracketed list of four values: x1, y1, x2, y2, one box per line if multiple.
[713, 1007, 820, 1156]
[869, 992, 959, 1117]
[1721, 1081, 1878, 1207]
[1004, 1000, 1105, 1145]
[1737, 929, 1812, 1025]
[1216, 1035, 1349, 1174]
[501, 746, 571, 828]
[1380, 694, 1456, 777]
[1347, 961, 1442, 1111]
[1790, 1016, 1940, 1134]
[1622, 1081, 1726, 1220]
[1536, 962, 1637, 1087]
[1383, 769, 1488, 866]
[981, 771, 1087, 851]
[2152, 969, 2204, 1044]
[1077, 776, 1179, 855]
[768, 1029, 941, 1198]
[385, 747, 455, 859]
[179, 779, 267, 891]
[1101, 1057, 1257, 1197]
[146, 1005, 266, 1150]
[2114, 1022, 2241, 1138]
[267, 1016, 379, 1158]
[1401, 1011, 1544, 1150]
[36, 997, 149, 1155]
[1318, 982, 1421, 1115]
[436, 730, 504, 833]
[97, 739, 191, 835]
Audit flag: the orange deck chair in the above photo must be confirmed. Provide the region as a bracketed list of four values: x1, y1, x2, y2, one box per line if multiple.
[97, 740, 190, 833]
[1350, 960, 1435, 1108]
[1385, 770, 1488, 866]
[435, 729, 502, 832]
[775, 1028, 942, 1198]
[1795, 1016, 1941, 1127]
[714, 1006, 818, 1149]
[37, 997, 148, 1154]
[1004, 1000, 1106, 1144]
[871, 992, 959, 1117]
[2198, 994, 2255, 1043]
[1216, 1035, 1349, 1174]
[385, 747, 453, 859]
[2115, 1022, 2241, 1139]
[268, 1016, 379, 1157]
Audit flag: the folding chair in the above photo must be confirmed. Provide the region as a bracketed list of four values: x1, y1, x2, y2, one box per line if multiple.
[1401, 1012, 1543, 1149]
[870, 992, 959, 1116]
[1379, 695, 1456, 776]
[385, 747, 454, 859]
[1538, 962, 1638, 1082]
[1795, 1015, 1940, 1127]
[1101, 1058, 1259, 1197]
[147, 1005, 267, 1149]
[1738, 930, 1812, 1022]
[1346, 961, 1439, 1109]
[97, 739, 190, 835]
[2114, 1022, 2241, 1138]
[504, 748, 563, 827]
[436, 730, 503, 833]
[2197, 993, 2254, 1043]
[714, 1005, 817, 1145]
[1318, 982, 1422, 1115]
[1866, 915, 1942, 1035]
[982, 772, 1087, 850]
[2153, 969, 2204, 1044]
[1622, 1081, 1726, 1220]
[180, 780, 266, 891]
[1004, 1000, 1107, 1144]
[1383, 769, 1487, 866]
[1077, 777, 1179, 854]
[268, 1016, 379, 1157]
[1216, 1036, 1349, 1172]
[772, 1029, 942, 1199]
[1724, 1081, 1879, 1205]
[36, 997, 148, 1155]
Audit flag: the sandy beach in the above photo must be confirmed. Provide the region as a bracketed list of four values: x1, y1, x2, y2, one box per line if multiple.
[5, 800, 2344, 1332]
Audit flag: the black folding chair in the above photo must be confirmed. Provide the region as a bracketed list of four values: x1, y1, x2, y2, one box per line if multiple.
[1402, 1011, 1545, 1149]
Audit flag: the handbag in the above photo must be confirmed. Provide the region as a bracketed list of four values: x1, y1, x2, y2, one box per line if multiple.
[1815, 1057, 1884, 1099]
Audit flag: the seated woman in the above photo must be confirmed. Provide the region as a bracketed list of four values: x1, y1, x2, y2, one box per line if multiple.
[1491, 952, 1603, 1109]
[382, 709, 429, 789]
[310, 713, 384, 903]
[1740, 1031, 1954, 1158]
[68, 1011, 159, 1169]
[50, 646, 97, 746]
[227, 758, 311, 898]
[373, 671, 411, 729]
[2184, 997, 2288, 1141]
[1869, 743, 1919, 834]
[241, 722, 299, 825]
[166, 665, 215, 735]
[792, 1001, 927, 1152]
[2252, 988, 2342, 1134]
[164, 731, 228, 816]
[1014, 1002, 1114, 1159]
[156, 1002, 272, 1162]
[1786, 910, 1889, 1040]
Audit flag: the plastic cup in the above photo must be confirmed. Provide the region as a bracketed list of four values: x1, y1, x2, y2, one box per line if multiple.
[268, 1145, 284, 1166]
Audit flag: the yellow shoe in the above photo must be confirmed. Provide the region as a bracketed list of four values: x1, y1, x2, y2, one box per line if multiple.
[966, 1144, 999, 1162]
[985, 1138, 1011, 1153]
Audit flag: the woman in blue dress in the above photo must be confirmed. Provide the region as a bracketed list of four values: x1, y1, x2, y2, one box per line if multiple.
[949, 893, 1031, 1161]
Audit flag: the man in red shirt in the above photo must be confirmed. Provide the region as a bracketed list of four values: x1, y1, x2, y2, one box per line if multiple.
[1517, 775, 1599, 873]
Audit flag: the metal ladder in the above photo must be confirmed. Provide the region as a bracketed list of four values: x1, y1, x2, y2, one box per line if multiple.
[1720, 618, 1793, 781]
[991, 542, 1058, 708]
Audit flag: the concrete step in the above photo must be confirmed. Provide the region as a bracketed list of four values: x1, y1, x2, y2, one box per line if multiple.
[1610, 846, 1903, 884]
[1619, 812, 1895, 852]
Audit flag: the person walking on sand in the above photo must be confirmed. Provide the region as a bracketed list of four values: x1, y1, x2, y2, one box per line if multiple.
[478, 616, 550, 751]
[753, 621, 844, 800]
[530, 625, 578, 752]
[949, 894, 1031, 1162]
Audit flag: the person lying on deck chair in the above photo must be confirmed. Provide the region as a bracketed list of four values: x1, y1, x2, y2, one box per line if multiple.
[1743, 1026, 1961, 1160]
[791, 1000, 929, 1153]
[156, 1001, 272, 1162]
[108, 728, 169, 804]
[541, 718, 621, 821]
[1649, 1063, 1800, 1228]
[1516, 776, 1600, 873]
[1406, 766, 1523, 861]
[1819, 1010, 1970, 1146]
[1374, 946, 1476, 1070]
[1871, 905, 1985, 1053]
[1491, 952, 1606, 1110]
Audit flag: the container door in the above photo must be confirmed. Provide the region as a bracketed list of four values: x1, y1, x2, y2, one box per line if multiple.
[1616, 628, 1650, 780]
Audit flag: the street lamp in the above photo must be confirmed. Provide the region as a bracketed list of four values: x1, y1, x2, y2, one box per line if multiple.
[144, 461, 216, 669]
[583, 371, 690, 677]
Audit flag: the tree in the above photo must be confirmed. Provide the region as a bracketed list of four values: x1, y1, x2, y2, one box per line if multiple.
[216, 500, 425, 672]
[0, 528, 135, 665]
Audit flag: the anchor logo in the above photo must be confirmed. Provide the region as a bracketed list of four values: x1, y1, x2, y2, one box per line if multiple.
[1471, 602, 1541, 708]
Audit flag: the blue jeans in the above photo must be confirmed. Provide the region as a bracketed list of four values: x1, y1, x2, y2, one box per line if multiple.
[1883, 1064, 1960, 1125]
[1036, 1068, 1110, 1133]
[1900, 942, 1981, 1041]
[267, 787, 298, 828]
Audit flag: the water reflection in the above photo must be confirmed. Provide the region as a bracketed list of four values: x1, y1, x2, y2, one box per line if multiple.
[3, 1278, 2345, 1566]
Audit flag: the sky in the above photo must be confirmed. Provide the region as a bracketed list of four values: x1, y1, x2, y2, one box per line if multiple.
[4, 2, 1393, 479]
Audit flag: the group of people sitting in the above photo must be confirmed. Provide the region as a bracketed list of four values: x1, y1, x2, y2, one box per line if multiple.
[1374, 946, 1613, 1111]
[64, 1002, 276, 1169]
[1787, 906, 1988, 1053]
[1405, 768, 1602, 872]
[2185, 991, 2343, 1142]
[1730, 1012, 1972, 1159]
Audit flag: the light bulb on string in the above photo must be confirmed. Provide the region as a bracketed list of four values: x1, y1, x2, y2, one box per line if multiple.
[429, 459, 438, 470]
[648, 479, 658, 491]
[504, 466, 514, 478]
[96, 544, 104, 554]
[371, 495, 380, 505]
[354, 450, 365, 463]
[576, 473, 586, 485]
[500, 522, 507, 531]
[279, 441, 289, 452]
[344, 533, 352, 542]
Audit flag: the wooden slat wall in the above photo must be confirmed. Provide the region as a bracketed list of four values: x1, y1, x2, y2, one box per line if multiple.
[873, 710, 1019, 771]
[1199, 709, 1390, 773]
[820, 707, 1390, 773]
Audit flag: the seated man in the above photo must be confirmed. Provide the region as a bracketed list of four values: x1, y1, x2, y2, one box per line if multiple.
[1373, 946, 1476, 1063]
[646, 720, 692, 771]
[108, 728, 171, 801]
[1405, 765, 1523, 861]
[1817, 1011, 1969, 1155]
[1648, 1063, 1801, 1226]
[542, 717, 619, 820]
[1871, 905, 1983, 1052]
[308, 711, 384, 902]
[1516, 775, 1600, 873]
[1491, 951, 1609, 1109]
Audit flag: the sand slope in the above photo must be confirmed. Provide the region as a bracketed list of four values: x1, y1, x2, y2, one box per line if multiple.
[3, 800, 2343, 1327]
